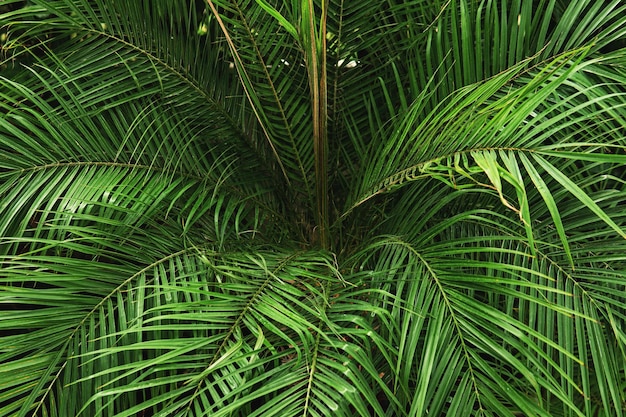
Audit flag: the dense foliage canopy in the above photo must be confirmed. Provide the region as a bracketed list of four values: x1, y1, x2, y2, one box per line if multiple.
[2, 0, 626, 415]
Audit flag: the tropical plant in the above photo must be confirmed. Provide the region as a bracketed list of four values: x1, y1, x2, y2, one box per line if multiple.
[2, 0, 626, 415]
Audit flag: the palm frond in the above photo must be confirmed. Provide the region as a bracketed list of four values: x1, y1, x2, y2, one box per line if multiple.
[2, 0, 626, 416]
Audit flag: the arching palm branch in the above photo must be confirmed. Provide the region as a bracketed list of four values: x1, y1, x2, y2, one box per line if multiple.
[1, 0, 626, 416]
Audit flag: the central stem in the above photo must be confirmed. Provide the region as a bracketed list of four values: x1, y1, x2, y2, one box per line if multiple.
[305, 0, 329, 249]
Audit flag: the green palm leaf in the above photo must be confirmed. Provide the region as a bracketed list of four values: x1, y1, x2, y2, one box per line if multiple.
[2, 0, 626, 416]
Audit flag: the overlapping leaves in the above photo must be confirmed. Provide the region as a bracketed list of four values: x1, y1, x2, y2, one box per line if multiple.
[1, 0, 626, 416]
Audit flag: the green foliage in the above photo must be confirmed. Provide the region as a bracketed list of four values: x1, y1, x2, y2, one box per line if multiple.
[1, 0, 626, 415]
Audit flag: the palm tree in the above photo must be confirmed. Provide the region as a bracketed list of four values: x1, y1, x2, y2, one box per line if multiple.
[2, 0, 626, 415]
